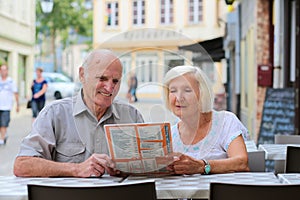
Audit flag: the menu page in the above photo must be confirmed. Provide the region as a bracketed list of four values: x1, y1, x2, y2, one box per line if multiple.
[104, 122, 173, 175]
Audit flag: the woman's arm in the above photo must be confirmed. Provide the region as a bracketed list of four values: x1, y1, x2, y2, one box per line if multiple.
[33, 82, 48, 98]
[171, 135, 249, 174]
[208, 135, 249, 173]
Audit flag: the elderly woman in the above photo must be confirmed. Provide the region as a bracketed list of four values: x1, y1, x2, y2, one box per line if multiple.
[163, 65, 249, 175]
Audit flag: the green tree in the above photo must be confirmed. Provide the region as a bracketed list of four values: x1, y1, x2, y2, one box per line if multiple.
[36, 0, 92, 72]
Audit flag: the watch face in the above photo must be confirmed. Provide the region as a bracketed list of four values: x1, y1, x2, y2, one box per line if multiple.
[204, 165, 211, 174]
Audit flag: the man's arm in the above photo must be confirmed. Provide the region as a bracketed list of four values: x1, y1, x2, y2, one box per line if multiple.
[13, 154, 117, 177]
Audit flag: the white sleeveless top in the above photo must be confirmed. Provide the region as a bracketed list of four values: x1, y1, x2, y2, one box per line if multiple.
[171, 110, 249, 160]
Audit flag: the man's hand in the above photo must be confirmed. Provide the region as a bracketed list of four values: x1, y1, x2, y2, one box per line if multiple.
[76, 154, 118, 177]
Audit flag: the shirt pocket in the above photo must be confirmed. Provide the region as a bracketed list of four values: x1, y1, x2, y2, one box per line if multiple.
[55, 143, 86, 163]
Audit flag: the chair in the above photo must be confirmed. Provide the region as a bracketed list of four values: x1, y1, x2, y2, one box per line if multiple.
[209, 182, 300, 200]
[247, 151, 265, 172]
[274, 134, 300, 144]
[274, 134, 300, 174]
[28, 181, 157, 200]
[285, 146, 300, 173]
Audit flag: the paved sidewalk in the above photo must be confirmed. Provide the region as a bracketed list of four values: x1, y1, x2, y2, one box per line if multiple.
[0, 104, 32, 176]
[0, 98, 177, 176]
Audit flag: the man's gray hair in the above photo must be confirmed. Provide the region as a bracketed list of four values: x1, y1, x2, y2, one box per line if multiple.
[81, 49, 121, 78]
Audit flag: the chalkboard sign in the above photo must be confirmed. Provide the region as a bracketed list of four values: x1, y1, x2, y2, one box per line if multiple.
[258, 88, 295, 145]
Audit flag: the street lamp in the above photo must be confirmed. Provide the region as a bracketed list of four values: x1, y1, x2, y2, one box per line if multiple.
[224, 0, 235, 12]
[40, 0, 54, 13]
[224, 0, 235, 5]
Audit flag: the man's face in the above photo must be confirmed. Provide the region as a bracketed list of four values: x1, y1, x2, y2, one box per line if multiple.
[0, 65, 8, 78]
[80, 57, 122, 110]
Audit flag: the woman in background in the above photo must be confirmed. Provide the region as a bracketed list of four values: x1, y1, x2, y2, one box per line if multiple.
[31, 67, 47, 122]
[163, 65, 249, 175]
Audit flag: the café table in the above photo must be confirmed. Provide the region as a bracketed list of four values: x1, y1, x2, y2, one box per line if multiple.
[258, 144, 300, 160]
[277, 173, 300, 184]
[0, 172, 281, 200]
[245, 140, 258, 152]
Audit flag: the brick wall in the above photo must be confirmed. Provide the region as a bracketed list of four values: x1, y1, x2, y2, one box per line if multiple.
[256, 0, 272, 139]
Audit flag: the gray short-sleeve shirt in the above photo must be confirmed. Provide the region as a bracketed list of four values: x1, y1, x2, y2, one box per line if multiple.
[16, 91, 144, 163]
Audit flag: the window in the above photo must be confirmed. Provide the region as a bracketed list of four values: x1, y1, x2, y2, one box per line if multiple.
[160, 0, 173, 25]
[106, 2, 118, 27]
[188, 0, 203, 24]
[133, 0, 145, 26]
[136, 54, 158, 83]
[120, 56, 131, 79]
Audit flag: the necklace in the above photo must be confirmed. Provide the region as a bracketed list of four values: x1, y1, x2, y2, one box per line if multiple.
[178, 120, 212, 145]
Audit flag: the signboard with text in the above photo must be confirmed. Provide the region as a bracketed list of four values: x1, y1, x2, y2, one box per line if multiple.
[258, 88, 295, 145]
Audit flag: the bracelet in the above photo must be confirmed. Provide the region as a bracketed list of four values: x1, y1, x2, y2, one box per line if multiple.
[202, 159, 211, 175]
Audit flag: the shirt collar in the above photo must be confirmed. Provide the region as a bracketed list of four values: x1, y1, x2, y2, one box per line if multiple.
[73, 89, 87, 116]
[73, 89, 120, 120]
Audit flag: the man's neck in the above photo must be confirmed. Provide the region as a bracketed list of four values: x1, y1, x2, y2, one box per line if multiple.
[1, 76, 7, 81]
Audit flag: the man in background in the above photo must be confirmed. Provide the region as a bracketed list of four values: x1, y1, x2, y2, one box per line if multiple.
[0, 64, 19, 145]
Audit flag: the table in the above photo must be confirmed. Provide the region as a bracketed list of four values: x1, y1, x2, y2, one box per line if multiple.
[258, 144, 300, 160]
[277, 173, 300, 184]
[245, 140, 258, 152]
[154, 172, 280, 199]
[0, 172, 280, 200]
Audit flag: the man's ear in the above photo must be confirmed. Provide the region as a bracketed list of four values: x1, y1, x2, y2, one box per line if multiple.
[79, 67, 85, 83]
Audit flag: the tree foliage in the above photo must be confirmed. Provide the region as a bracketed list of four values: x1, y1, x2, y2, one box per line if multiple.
[36, 0, 93, 61]
[37, 0, 92, 45]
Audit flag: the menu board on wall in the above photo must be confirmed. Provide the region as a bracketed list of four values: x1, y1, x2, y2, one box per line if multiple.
[258, 88, 295, 145]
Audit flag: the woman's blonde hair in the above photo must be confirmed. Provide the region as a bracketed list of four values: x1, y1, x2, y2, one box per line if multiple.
[163, 65, 214, 113]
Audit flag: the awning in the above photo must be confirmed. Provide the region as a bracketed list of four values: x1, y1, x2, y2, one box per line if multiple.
[179, 37, 225, 62]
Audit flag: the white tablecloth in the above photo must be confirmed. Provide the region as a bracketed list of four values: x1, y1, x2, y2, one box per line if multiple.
[258, 144, 300, 160]
[0, 172, 281, 200]
[277, 173, 300, 184]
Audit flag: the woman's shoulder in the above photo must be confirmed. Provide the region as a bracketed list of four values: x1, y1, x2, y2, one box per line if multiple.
[34, 78, 47, 84]
[213, 110, 239, 120]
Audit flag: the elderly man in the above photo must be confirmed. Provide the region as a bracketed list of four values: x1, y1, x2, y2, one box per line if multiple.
[14, 49, 144, 177]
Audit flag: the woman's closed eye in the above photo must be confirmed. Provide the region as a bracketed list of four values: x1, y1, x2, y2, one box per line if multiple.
[169, 89, 177, 93]
[184, 87, 193, 92]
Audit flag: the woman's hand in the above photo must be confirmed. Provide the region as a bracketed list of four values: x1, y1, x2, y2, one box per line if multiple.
[168, 153, 204, 175]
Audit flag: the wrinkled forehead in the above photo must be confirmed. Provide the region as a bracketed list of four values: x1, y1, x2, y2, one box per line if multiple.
[89, 56, 122, 76]
[169, 73, 198, 86]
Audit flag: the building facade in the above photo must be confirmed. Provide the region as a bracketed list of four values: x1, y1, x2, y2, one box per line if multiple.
[0, 0, 35, 107]
[224, 0, 300, 142]
[93, 0, 227, 99]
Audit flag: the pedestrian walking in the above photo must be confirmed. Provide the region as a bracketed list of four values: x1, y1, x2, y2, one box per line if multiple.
[30, 67, 47, 122]
[0, 64, 19, 145]
[126, 72, 138, 103]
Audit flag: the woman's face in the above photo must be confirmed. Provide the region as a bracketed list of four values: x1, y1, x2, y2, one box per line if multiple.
[168, 73, 200, 119]
[36, 69, 42, 78]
